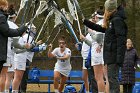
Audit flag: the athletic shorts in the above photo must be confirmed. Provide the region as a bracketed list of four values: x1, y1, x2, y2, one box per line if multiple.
[54, 64, 71, 77]
[14, 61, 26, 71]
[14, 53, 27, 71]
[91, 43, 104, 66]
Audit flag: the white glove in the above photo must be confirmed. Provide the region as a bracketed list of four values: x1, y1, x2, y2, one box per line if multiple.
[39, 43, 47, 51]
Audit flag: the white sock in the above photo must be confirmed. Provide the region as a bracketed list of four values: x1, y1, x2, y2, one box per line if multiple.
[86, 91, 89, 93]
[12, 90, 18, 93]
[54, 89, 59, 93]
[5, 90, 9, 93]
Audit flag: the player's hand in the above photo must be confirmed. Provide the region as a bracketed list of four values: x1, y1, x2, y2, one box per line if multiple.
[80, 33, 85, 41]
[24, 43, 32, 49]
[36, 40, 43, 45]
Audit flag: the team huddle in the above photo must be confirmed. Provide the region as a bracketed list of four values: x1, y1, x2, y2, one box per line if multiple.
[0, 0, 140, 93]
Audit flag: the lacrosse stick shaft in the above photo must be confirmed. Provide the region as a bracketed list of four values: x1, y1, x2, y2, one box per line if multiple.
[44, 26, 56, 45]
[61, 16, 79, 43]
[27, 0, 49, 43]
[35, 9, 54, 43]
[50, 26, 61, 44]
[16, 9, 21, 21]
[35, 17, 48, 43]
[30, 18, 46, 44]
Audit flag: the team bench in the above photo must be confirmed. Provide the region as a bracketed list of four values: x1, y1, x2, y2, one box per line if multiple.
[132, 71, 140, 93]
[27, 70, 84, 93]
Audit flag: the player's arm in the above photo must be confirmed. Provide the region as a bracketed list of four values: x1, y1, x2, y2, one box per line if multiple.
[47, 44, 56, 58]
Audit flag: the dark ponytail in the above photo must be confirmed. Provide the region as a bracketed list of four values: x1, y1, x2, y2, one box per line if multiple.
[8, 4, 17, 18]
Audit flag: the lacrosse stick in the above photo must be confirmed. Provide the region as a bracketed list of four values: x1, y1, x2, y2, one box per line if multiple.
[71, 0, 87, 35]
[51, 26, 61, 44]
[27, 0, 50, 43]
[54, 9, 63, 28]
[67, 0, 76, 20]
[35, 8, 54, 43]
[57, 9, 79, 43]
[69, 0, 82, 35]
[30, 7, 53, 44]
[28, 0, 50, 25]
[15, 0, 28, 21]
[30, 17, 46, 44]
[72, 0, 85, 20]
[51, 0, 79, 43]
[44, 26, 56, 45]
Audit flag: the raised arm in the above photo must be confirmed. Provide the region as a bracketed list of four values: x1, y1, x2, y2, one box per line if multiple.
[83, 19, 106, 33]
[80, 33, 92, 47]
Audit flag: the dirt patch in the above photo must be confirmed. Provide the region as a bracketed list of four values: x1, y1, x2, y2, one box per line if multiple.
[27, 84, 81, 92]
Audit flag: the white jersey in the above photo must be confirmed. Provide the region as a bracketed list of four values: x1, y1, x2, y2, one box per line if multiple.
[7, 21, 18, 58]
[3, 21, 18, 68]
[91, 19, 105, 65]
[81, 33, 92, 59]
[14, 33, 33, 63]
[52, 47, 71, 76]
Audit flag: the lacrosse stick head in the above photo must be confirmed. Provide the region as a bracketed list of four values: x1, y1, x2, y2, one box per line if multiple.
[43, 5, 53, 17]
[20, 0, 28, 9]
[72, 0, 85, 19]
[29, 0, 50, 24]
[67, 0, 76, 20]
[61, 8, 74, 24]
[33, 0, 50, 18]
[49, 0, 60, 10]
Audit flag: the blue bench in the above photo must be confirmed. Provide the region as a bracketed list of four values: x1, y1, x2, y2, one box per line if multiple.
[27, 70, 84, 93]
[135, 71, 140, 78]
[132, 72, 140, 93]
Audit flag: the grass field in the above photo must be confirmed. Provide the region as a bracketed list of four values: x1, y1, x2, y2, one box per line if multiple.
[26, 84, 123, 93]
